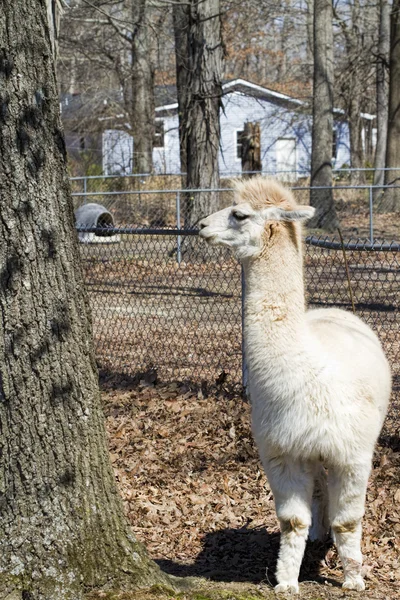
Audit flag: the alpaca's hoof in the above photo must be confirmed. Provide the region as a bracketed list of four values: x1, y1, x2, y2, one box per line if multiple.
[274, 581, 299, 594]
[342, 577, 366, 591]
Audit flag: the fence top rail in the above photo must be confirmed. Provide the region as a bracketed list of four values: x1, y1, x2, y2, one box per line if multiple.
[76, 226, 199, 236]
[306, 236, 400, 252]
[75, 226, 400, 248]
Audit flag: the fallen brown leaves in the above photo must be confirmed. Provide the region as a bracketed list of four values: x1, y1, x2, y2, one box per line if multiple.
[101, 374, 400, 598]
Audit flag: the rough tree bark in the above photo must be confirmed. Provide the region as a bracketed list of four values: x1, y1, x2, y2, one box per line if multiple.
[173, 0, 224, 229]
[241, 122, 262, 176]
[0, 2, 172, 598]
[131, 0, 155, 174]
[46, 0, 63, 57]
[343, 26, 366, 185]
[374, 0, 390, 193]
[173, 0, 190, 177]
[379, 0, 400, 211]
[348, 93, 365, 183]
[309, 0, 339, 231]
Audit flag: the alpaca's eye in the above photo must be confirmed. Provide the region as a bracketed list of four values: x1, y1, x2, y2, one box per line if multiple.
[232, 211, 249, 221]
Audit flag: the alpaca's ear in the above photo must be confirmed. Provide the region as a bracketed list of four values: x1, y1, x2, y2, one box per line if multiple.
[261, 206, 315, 222]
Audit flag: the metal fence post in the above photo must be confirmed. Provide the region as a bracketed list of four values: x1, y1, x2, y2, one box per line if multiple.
[83, 176, 87, 204]
[369, 186, 374, 242]
[176, 191, 182, 265]
[241, 265, 248, 396]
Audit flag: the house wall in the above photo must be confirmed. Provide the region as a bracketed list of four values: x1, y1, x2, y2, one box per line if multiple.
[219, 92, 312, 176]
[103, 92, 352, 177]
[103, 129, 133, 175]
[153, 114, 180, 174]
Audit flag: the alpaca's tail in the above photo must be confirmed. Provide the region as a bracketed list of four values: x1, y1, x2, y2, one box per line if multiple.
[309, 465, 330, 542]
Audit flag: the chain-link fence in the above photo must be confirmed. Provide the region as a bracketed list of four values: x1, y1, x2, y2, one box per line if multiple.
[72, 175, 400, 241]
[75, 179, 400, 392]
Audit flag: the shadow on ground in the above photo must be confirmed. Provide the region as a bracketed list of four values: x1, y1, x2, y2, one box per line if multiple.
[98, 366, 243, 399]
[157, 525, 337, 587]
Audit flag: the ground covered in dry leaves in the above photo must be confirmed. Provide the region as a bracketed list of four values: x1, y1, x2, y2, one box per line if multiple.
[100, 371, 400, 599]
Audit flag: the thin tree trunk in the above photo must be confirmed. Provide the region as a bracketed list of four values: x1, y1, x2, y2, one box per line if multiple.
[377, 0, 400, 211]
[46, 0, 62, 57]
[348, 93, 365, 184]
[385, 0, 400, 178]
[309, 0, 338, 231]
[131, 0, 155, 174]
[385, 0, 400, 181]
[335, 0, 367, 185]
[173, 0, 190, 176]
[174, 0, 224, 229]
[306, 0, 314, 69]
[374, 0, 390, 197]
[241, 122, 262, 175]
[0, 2, 171, 598]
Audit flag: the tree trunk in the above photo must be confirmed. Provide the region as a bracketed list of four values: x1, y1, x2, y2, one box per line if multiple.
[374, 0, 390, 200]
[241, 122, 262, 175]
[131, 0, 155, 174]
[46, 0, 63, 57]
[173, 0, 190, 176]
[335, 0, 368, 185]
[386, 0, 400, 195]
[0, 2, 171, 598]
[378, 0, 400, 212]
[174, 0, 224, 229]
[386, 0, 400, 178]
[348, 94, 365, 184]
[345, 32, 366, 185]
[309, 0, 338, 231]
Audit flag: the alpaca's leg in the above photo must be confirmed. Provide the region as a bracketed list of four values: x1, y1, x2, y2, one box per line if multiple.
[329, 461, 371, 591]
[263, 456, 315, 594]
[309, 464, 329, 542]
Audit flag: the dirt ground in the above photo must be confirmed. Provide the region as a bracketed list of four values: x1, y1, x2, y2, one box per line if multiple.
[80, 206, 400, 599]
[99, 371, 400, 600]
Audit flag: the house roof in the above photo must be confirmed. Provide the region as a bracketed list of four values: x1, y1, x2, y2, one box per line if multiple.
[155, 78, 375, 121]
[60, 78, 375, 126]
[155, 78, 306, 115]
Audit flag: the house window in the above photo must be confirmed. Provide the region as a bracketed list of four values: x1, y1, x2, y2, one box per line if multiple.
[236, 130, 245, 159]
[154, 120, 164, 147]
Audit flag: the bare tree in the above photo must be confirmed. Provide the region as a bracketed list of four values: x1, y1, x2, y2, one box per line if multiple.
[373, 0, 390, 191]
[333, 1, 380, 184]
[0, 1, 172, 597]
[131, 0, 155, 173]
[59, 0, 160, 174]
[384, 0, 400, 190]
[375, 0, 400, 211]
[173, 0, 224, 228]
[172, 0, 190, 175]
[309, 0, 338, 231]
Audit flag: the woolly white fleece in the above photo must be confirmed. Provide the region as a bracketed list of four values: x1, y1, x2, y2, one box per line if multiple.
[199, 177, 391, 593]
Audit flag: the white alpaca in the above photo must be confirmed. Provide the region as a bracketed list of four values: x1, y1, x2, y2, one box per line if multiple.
[199, 177, 391, 593]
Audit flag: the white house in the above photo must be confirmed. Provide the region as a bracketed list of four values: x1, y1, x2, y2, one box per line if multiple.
[102, 79, 373, 178]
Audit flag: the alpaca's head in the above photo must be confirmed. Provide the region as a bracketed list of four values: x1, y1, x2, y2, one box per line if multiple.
[199, 177, 315, 260]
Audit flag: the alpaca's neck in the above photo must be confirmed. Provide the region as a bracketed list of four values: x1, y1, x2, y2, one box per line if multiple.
[243, 237, 306, 358]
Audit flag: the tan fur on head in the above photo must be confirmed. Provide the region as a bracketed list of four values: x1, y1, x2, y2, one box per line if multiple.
[232, 176, 297, 211]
